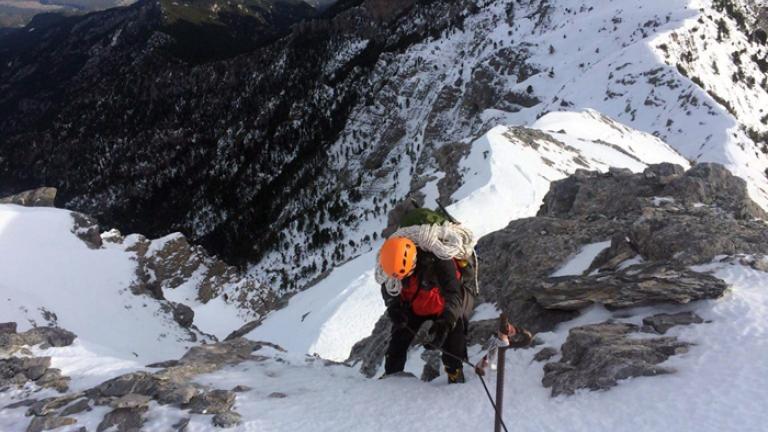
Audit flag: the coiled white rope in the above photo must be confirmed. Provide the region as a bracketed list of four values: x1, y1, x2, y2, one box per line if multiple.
[375, 222, 478, 296]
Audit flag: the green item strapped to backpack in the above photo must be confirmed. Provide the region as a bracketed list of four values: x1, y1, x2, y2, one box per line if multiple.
[398, 208, 451, 228]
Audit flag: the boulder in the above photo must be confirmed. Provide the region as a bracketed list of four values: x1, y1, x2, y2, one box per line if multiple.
[629, 210, 768, 265]
[533, 347, 558, 362]
[171, 303, 195, 328]
[212, 411, 242, 428]
[26, 394, 82, 417]
[154, 382, 201, 406]
[110, 394, 151, 409]
[0, 322, 17, 334]
[642, 312, 704, 334]
[93, 372, 158, 398]
[71, 212, 103, 249]
[542, 322, 690, 396]
[1, 357, 70, 392]
[231, 385, 252, 393]
[0, 188, 57, 207]
[186, 390, 235, 415]
[60, 399, 91, 416]
[97, 407, 147, 432]
[0, 327, 76, 350]
[26, 414, 76, 432]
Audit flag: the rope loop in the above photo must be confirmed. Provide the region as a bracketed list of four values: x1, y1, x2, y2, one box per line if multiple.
[375, 222, 478, 296]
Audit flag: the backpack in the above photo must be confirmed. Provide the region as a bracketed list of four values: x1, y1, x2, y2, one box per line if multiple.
[400, 252, 461, 316]
[398, 207, 479, 297]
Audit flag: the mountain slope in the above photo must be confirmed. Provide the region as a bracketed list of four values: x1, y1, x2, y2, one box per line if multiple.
[5, 131, 768, 432]
[248, 110, 690, 361]
[1, 0, 767, 299]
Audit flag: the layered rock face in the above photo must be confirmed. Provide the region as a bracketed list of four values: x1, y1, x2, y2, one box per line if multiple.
[350, 163, 768, 393]
[479, 163, 768, 331]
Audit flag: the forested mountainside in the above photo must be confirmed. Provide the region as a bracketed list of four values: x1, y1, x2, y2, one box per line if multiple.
[2, 0, 768, 296]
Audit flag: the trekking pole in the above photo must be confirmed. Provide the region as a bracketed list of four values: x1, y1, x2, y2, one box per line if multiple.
[495, 314, 509, 432]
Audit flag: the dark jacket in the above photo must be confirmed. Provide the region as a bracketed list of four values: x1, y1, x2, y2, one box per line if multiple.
[382, 249, 474, 325]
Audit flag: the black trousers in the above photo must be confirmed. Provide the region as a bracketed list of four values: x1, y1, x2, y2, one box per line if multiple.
[384, 314, 468, 375]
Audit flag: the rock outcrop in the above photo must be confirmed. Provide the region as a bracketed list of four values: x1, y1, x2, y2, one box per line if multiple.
[479, 163, 768, 334]
[350, 163, 768, 394]
[118, 232, 277, 326]
[5, 337, 285, 431]
[0, 325, 76, 393]
[0, 188, 57, 207]
[535, 263, 728, 310]
[542, 322, 692, 396]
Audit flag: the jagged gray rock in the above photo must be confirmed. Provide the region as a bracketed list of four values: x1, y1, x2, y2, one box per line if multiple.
[26, 414, 76, 432]
[542, 322, 690, 396]
[212, 411, 242, 428]
[97, 407, 147, 432]
[1, 357, 70, 393]
[535, 263, 728, 310]
[0, 188, 57, 207]
[231, 385, 252, 393]
[71, 212, 103, 249]
[186, 390, 235, 415]
[171, 303, 195, 328]
[533, 347, 558, 362]
[0, 326, 77, 351]
[60, 399, 91, 416]
[0, 322, 17, 334]
[537, 163, 766, 221]
[642, 312, 704, 334]
[154, 382, 200, 405]
[92, 372, 158, 398]
[26, 394, 82, 417]
[110, 394, 151, 409]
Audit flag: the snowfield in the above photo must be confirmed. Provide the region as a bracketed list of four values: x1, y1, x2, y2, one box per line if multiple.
[0, 205, 196, 365]
[189, 260, 768, 432]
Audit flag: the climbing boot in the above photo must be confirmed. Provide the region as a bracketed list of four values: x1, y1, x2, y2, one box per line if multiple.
[446, 367, 465, 384]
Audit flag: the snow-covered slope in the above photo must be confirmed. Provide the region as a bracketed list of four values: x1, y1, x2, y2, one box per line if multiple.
[0, 204, 215, 406]
[172, 261, 768, 432]
[255, 0, 768, 296]
[0, 205, 197, 365]
[248, 110, 690, 361]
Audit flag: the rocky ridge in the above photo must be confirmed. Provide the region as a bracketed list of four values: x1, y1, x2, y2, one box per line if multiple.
[350, 163, 768, 394]
[0, 322, 287, 431]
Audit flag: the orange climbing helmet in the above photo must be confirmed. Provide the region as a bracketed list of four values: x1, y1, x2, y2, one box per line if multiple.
[379, 237, 417, 279]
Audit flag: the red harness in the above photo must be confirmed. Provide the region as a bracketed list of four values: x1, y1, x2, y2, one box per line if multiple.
[400, 259, 461, 316]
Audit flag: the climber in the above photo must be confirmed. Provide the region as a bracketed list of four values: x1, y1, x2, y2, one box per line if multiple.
[379, 236, 475, 384]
